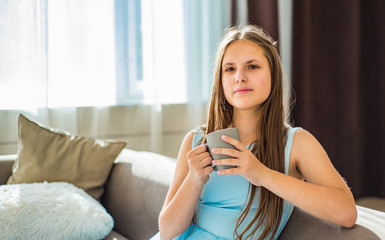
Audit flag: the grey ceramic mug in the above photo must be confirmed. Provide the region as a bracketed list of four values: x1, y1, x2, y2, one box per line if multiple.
[205, 128, 240, 171]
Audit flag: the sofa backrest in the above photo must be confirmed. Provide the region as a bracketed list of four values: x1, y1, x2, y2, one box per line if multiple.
[101, 149, 176, 240]
[0, 155, 15, 184]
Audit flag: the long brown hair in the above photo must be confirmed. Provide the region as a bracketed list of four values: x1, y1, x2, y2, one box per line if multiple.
[203, 25, 290, 239]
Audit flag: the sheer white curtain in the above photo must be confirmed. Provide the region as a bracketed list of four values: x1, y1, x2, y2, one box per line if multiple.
[0, 0, 117, 155]
[139, 0, 231, 154]
[184, 0, 231, 104]
[0, 0, 45, 110]
[46, 0, 116, 108]
[0, 0, 115, 110]
[141, 0, 187, 153]
[0, 0, 232, 157]
[119, 1, 231, 156]
[183, 0, 232, 132]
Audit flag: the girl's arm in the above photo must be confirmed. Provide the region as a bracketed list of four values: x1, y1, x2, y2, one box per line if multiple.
[261, 129, 357, 227]
[158, 131, 213, 240]
[213, 129, 357, 228]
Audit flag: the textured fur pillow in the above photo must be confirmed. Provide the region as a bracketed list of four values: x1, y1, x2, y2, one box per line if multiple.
[0, 182, 113, 240]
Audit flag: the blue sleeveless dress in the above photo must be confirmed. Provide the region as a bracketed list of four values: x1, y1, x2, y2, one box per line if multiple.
[150, 126, 300, 240]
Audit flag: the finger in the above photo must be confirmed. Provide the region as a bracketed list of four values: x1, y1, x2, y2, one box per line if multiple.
[221, 135, 248, 151]
[203, 165, 214, 175]
[195, 144, 209, 153]
[200, 156, 213, 168]
[198, 151, 212, 162]
[212, 147, 240, 158]
[188, 145, 209, 159]
[217, 167, 238, 175]
[212, 158, 239, 167]
[189, 154, 211, 169]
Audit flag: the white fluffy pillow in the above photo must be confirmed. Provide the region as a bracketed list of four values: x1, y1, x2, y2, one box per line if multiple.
[0, 182, 114, 240]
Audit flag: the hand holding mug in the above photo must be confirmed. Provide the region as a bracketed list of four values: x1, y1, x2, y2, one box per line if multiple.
[186, 144, 213, 185]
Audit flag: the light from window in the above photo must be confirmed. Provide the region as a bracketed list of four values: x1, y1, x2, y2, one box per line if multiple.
[140, 0, 187, 104]
[0, 0, 188, 110]
[47, 0, 116, 108]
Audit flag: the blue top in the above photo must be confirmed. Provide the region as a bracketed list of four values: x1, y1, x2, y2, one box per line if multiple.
[150, 126, 301, 240]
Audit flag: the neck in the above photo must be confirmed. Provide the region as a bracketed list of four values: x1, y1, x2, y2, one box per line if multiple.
[231, 108, 260, 146]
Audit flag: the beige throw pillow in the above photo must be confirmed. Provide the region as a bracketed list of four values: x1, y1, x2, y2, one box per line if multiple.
[7, 114, 126, 200]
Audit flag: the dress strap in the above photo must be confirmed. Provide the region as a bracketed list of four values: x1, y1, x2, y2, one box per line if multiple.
[284, 126, 302, 175]
[192, 128, 205, 148]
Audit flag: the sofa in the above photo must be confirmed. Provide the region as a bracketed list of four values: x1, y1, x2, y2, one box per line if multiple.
[1, 148, 384, 240]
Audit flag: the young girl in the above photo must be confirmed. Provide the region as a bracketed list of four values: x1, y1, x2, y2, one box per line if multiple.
[154, 25, 357, 240]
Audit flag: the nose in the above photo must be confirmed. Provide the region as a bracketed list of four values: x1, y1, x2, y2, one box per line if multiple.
[235, 68, 247, 83]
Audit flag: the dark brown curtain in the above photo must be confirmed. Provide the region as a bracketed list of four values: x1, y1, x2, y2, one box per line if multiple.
[231, 0, 279, 41]
[292, 0, 385, 198]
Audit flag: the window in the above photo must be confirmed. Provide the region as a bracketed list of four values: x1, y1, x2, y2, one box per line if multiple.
[115, 0, 143, 104]
[0, 0, 231, 110]
[115, 0, 187, 105]
[0, 0, 117, 109]
[139, 0, 187, 104]
[0, 0, 45, 110]
[46, 0, 116, 107]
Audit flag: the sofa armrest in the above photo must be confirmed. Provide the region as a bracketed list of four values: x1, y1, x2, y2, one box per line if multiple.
[0, 155, 16, 185]
[279, 206, 381, 240]
[101, 149, 175, 240]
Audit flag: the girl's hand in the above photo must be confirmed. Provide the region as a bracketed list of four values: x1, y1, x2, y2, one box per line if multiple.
[212, 135, 270, 186]
[186, 145, 214, 185]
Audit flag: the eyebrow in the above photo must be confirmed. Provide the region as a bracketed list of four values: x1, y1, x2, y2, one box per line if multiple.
[222, 59, 263, 67]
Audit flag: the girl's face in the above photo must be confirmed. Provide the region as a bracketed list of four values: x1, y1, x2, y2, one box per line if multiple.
[221, 40, 271, 112]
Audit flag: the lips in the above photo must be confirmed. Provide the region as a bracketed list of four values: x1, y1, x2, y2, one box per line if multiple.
[234, 87, 253, 94]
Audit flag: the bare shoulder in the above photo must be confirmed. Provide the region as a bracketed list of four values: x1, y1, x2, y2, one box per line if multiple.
[291, 128, 323, 155]
[289, 128, 353, 194]
[179, 127, 204, 151]
[180, 130, 195, 153]
[292, 128, 315, 141]
[290, 128, 333, 181]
